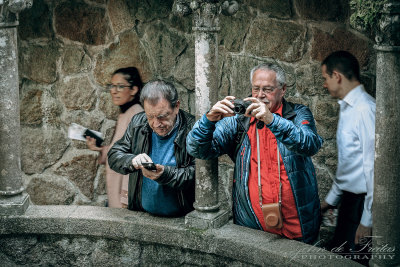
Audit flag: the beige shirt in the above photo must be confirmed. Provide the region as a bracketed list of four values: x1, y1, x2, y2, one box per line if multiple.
[99, 104, 143, 207]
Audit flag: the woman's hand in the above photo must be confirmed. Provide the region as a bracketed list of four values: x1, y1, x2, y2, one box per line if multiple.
[86, 136, 103, 152]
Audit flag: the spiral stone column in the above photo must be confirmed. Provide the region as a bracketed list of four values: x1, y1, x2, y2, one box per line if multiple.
[175, 0, 238, 228]
[370, 2, 400, 266]
[0, 0, 32, 215]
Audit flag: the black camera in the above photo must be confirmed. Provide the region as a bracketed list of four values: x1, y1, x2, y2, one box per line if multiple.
[232, 99, 252, 114]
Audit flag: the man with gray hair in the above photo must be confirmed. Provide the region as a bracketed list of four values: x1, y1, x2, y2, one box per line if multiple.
[187, 63, 323, 243]
[108, 79, 195, 216]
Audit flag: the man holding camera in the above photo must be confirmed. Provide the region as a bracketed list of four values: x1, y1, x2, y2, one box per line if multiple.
[108, 79, 195, 216]
[186, 63, 323, 244]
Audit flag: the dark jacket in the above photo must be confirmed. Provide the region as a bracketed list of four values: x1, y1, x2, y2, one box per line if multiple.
[108, 109, 195, 215]
[186, 99, 323, 244]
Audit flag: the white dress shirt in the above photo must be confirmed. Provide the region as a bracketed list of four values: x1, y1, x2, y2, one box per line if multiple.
[325, 85, 376, 227]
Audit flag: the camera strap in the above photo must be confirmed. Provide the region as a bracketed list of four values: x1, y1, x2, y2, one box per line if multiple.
[256, 127, 282, 208]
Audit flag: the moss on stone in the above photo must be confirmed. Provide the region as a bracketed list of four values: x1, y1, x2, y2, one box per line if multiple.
[350, 0, 387, 32]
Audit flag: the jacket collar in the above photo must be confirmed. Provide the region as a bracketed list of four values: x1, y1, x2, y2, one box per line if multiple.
[281, 98, 296, 120]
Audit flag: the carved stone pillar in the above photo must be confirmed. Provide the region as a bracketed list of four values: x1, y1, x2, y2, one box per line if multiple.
[371, 2, 400, 266]
[175, 0, 238, 229]
[0, 0, 32, 215]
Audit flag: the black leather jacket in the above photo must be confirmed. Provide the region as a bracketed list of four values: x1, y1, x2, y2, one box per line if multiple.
[108, 109, 195, 215]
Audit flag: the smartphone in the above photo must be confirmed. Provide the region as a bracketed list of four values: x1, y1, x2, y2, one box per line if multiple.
[83, 129, 104, 147]
[142, 162, 157, 171]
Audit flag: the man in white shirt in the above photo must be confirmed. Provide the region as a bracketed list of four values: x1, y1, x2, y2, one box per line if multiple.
[320, 51, 375, 265]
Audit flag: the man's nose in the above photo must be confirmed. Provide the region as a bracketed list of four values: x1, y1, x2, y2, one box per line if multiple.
[256, 90, 266, 99]
[153, 119, 162, 127]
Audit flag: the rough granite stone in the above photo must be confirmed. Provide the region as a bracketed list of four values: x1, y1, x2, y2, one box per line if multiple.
[172, 45, 195, 90]
[57, 76, 96, 111]
[20, 88, 43, 126]
[54, 1, 111, 45]
[93, 30, 151, 85]
[295, 63, 325, 96]
[20, 79, 63, 127]
[55, 153, 98, 199]
[18, 0, 52, 40]
[313, 98, 339, 121]
[19, 42, 59, 83]
[168, 12, 193, 33]
[246, 19, 307, 62]
[315, 119, 337, 140]
[126, 0, 173, 23]
[361, 74, 376, 98]
[21, 127, 69, 174]
[219, 4, 253, 52]
[142, 21, 190, 83]
[61, 46, 91, 75]
[311, 27, 371, 67]
[107, 0, 134, 34]
[26, 176, 76, 205]
[246, 0, 292, 19]
[315, 166, 336, 201]
[294, 0, 349, 22]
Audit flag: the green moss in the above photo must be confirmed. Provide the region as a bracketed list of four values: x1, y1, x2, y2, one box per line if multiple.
[350, 0, 387, 32]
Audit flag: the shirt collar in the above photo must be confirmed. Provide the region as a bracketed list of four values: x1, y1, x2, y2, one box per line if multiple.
[339, 84, 364, 107]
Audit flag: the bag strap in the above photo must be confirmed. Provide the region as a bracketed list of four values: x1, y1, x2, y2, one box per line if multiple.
[257, 127, 282, 207]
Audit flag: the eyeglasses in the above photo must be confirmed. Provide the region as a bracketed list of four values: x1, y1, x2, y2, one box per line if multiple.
[252, 86, 278, 94]
[106, 84, 131, 92]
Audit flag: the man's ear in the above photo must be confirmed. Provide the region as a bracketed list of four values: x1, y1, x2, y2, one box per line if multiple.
[281, 84, 287, 96]
[175, 100, 180, 110]
[332, 70, 342, 83]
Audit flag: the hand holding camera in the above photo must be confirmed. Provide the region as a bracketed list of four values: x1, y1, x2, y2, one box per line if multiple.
[243, 97, 273, 125]
[206, 96, 236, 122]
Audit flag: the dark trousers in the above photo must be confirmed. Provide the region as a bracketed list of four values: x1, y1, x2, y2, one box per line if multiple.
[328, 191, 371, 266]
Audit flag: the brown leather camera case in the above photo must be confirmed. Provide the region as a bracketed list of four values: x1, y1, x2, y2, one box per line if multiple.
[262, 203, 283, 229]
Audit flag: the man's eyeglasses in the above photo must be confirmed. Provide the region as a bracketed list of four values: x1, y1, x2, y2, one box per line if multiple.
[252, 86, 278, 94]
[106, 84, 132, 92]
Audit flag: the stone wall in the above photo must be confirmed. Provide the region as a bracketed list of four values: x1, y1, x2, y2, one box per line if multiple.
[17, 0, 374, 208]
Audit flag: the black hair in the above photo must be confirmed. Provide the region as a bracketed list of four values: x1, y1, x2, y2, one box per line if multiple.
[322, 51, 360, 81]
[112, 67, 143, 112]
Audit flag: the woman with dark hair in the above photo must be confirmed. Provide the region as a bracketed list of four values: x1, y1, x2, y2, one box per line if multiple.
[86, 67, 144, 208]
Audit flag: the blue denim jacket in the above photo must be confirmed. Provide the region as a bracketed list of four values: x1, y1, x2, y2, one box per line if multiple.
[186, 99, 323, 244]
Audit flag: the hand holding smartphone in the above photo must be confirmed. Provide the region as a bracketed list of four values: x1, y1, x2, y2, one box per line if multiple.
[142, 162, 157, 171]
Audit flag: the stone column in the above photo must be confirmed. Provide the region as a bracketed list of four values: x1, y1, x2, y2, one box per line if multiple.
[175, 0, 238, 229]
[0, 0, 32, 215]
[370, 2, 400, 267]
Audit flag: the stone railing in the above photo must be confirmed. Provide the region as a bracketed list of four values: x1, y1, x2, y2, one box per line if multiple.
[0, 205, 361, 266]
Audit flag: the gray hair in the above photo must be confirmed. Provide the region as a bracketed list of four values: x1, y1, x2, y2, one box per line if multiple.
[140, 79, 179, 108]
[249, 63, 286, 88]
